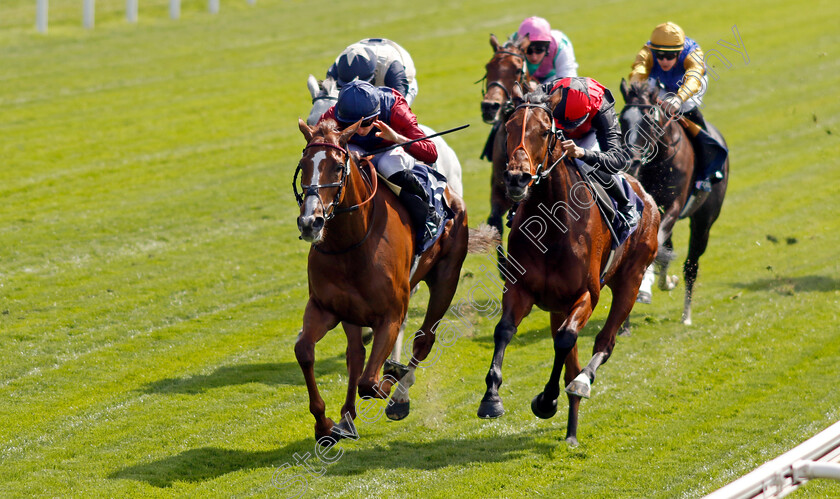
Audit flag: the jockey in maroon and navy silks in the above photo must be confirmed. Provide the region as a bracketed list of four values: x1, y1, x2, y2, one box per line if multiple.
[543, 76, 640, 228]
[318, 80, 441, 241]
[319, 87, 437, 165]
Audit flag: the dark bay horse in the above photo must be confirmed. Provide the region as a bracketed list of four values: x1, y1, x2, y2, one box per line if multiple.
[480, 34, 533, 271]
[619, 80, 729, 325]
[476, 89, 659, 445]
[295, 119, 480, 443]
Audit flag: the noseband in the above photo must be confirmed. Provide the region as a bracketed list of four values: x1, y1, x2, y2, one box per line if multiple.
[508, 103, 567, 186]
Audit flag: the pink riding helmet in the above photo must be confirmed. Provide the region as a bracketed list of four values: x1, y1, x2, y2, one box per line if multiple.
[517, 16, 552, 43]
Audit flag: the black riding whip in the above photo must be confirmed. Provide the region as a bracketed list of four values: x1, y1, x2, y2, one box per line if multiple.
[365, 124, 470, 156]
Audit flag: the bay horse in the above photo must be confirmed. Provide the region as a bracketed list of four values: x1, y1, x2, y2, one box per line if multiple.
[479, 34, 533, 273]
[618, 79, 729, 325]
[476, 88, 660, 445]
[295, 118, 482, 443]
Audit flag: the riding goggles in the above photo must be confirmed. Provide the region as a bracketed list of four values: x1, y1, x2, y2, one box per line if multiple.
[652, 49, 678, 61]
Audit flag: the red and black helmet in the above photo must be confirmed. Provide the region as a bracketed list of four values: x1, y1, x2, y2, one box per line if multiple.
[552, 77, 593, 130]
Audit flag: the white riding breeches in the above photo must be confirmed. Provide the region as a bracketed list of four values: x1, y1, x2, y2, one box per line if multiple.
[348, 144, 415, 178]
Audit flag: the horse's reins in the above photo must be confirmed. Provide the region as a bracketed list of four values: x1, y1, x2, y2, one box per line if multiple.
[508, 102, 568, 186]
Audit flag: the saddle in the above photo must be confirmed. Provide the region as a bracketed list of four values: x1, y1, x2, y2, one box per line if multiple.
[574, 163, 644, 249]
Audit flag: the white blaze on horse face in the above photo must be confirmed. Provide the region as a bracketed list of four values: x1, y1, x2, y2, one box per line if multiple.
[302, 151, 327, 219]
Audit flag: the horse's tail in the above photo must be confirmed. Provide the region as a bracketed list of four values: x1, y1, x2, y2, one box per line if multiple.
[468, 223, 502, 254]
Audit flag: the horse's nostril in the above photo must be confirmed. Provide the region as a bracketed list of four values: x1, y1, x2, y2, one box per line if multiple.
[503, 171, 512, 183]
[312, 217, 325, 231]
[481, 102, 501, 113]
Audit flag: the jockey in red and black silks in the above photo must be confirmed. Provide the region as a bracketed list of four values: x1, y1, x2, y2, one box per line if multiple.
[544, 76, 641, 228]
[318, 80, 441, 239]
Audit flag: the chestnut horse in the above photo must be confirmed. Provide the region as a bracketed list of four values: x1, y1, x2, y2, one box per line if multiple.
[618, 79, 729, 325]
[479, 34, 533, 273]
[295, 118, 476, 443]
[477, 89, 660, 445]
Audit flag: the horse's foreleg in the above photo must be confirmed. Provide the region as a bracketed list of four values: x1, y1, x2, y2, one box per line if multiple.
[533, 295, 592, 445]
[478, 284, 534, 419]
[357, 318, 403, 400]
[296, 301, 339, 441]
[340, 323, 365, 422]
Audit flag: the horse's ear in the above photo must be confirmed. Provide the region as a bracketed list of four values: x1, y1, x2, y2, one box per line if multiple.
[519, 33, 531, 52]
[619, 78, 629, 102]
[339, 120, 361, 146]
[548, 87, 564, 112]
[490, 34, 500, 52]
[322, 77, 337, 96]
[299, 118, 315, 142]
[306, 74, 320, 100]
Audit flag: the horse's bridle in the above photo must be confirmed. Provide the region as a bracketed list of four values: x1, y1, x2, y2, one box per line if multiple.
[311, 94, 337, 104]
[622, 102, 683, 164]
[508, 102, 567, 186]
[480, 49, 529, 103]
[293, 141, 376, 221]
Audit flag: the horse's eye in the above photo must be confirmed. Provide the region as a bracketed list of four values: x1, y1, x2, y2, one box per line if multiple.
[335, 163, 344, 173]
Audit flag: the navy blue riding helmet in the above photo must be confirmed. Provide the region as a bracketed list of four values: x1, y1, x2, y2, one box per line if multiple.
[336, 46, 377, 87]
[335, 80, 381, 125]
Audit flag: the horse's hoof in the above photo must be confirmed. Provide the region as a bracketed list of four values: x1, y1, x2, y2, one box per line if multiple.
[477, 397, 505, 418]
[659, 275, 679, 291]
[321, 418, 358, 444]
[636, 291, 652, 304]
[565, 374, 591, 399]
[361, 328, 374, 346]
[385, 400, 410, 421]
[618, 326, 632, 337]
[383, 359, 409, 382]
[531, 392, 557, 419]
[681, 316, 692, 326]
[565, 436, 579, 447]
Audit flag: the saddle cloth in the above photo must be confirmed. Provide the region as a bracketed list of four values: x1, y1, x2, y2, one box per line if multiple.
[576, 164, 644, 249]
[378, 163, 453, 254]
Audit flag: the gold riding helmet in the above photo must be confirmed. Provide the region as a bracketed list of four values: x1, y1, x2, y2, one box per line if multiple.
[649, 22, 685, 51]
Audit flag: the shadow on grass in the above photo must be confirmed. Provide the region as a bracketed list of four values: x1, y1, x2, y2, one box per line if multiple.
[109, 429, 554, 487]
[109, 438, 312, 488]
[471, 318, 607, 347]
[733, 274, 839, 295]
[141, 355, 346, 394]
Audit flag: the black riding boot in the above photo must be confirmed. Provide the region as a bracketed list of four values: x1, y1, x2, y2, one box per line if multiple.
[682, 108, 728, 192]
[592, 169, 640, 229]
[387, 171, 442, 242]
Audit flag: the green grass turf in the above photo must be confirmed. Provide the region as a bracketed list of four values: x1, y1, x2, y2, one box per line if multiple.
[1, 0, 839, 496]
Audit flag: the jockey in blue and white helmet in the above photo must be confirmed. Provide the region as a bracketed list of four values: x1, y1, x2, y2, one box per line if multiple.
[325, 38, 419, 105]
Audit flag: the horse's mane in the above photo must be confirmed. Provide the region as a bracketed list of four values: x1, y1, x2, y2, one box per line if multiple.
[627, 80, 657, 102]
[522, 87, 550, 105]
[315, 119, 340, 136]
